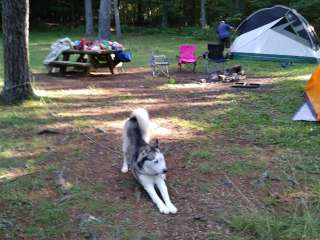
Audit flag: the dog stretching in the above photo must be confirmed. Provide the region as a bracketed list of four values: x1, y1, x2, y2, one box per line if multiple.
[122, 108, 177, 214]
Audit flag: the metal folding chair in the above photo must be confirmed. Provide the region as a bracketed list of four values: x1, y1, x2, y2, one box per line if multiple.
[150, 52, 170, 77]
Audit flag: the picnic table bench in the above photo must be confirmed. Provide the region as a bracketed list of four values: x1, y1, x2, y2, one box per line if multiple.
[48, 49, 123, 75]
[48, 60, 92, 74]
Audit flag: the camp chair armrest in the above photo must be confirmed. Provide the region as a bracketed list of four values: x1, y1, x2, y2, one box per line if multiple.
[202, 51, 208, 59]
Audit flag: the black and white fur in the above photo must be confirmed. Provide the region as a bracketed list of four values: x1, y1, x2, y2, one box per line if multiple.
[122, 108, 177, 214]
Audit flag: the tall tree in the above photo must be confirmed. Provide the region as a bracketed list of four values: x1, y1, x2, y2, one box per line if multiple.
[1, 0, 34, 103]
[161, 0, 169, 28]
[113, 0, 122, 38]
[85, 0, 94, 35]
[98, 0, 111, 40]
[200, 0, 207, 28]
[136, 0, 144, 26]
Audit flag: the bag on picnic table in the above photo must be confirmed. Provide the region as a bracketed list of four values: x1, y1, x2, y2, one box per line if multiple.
[115, 50, 132, 62]
[43, 37, 74, 65]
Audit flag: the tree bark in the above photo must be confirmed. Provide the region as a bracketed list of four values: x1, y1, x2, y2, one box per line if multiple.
[161, 0, 168, 28]
[200, 0, 207, 29]
[85, 0, 95, 35]
[1, 0, 34, 103]
[136, 1, 143, 26]
[98, 0, 111, 40]
[71, 0, 75, 26]
[234, 0, 244, 11]
[113, 0, 122, 39]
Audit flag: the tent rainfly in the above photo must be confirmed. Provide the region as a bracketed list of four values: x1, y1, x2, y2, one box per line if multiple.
[293, 66, 320, 121]
[231, 5, 320, 63]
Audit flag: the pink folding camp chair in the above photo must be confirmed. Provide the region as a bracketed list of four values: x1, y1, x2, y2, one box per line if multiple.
[177, 44, 198, 72]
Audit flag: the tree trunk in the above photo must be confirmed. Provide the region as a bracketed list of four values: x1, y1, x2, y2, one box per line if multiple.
[161, 0, 168, 28]
[136, 1, 143, 26]
[71, 0, 75, 26]
[1, 0, 34, 103]
[200, 0, 207, 29]
[234, 0, 245, 12]
[85, 0, 95, 35]
[98, 0, 111, 40]
[113, 0, 122, 39]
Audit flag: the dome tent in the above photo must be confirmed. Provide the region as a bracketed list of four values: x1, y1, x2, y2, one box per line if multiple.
[293, 66, 320, 122]
[231, 5, 320, 63]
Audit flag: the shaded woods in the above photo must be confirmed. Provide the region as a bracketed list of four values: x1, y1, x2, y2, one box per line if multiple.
[0, 0, 318, 31]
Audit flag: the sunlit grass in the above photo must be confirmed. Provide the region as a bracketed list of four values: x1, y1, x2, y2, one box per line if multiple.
[36, 87, 112, 98]
[0, 167, 36, 182]
[169, 116, 210, 131]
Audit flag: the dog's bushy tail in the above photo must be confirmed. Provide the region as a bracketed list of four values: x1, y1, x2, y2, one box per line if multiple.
[130, 108, 151, 143]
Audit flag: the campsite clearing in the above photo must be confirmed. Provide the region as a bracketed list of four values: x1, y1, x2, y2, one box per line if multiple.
[0, 29, 319, 239]
[1, 59, 320, 239]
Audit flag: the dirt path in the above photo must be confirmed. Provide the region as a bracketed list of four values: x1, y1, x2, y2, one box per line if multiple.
[35, 68, 274, 239]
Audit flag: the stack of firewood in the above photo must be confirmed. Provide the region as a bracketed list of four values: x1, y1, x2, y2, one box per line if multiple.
[207, 65, 246, 83]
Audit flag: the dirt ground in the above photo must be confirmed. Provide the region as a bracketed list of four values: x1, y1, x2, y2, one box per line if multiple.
[34, 68, 275, 240]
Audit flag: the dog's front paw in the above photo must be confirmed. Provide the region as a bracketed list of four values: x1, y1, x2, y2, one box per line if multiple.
[121, 165, 128, 173]
[167, 203, 178, 214]
[159, 205, 170, 214]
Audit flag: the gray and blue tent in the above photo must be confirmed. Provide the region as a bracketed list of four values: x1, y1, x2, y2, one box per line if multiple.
[231, 5, 320, 63]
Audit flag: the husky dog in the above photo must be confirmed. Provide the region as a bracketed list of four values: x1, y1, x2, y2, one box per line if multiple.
[122, 108, 177, 214]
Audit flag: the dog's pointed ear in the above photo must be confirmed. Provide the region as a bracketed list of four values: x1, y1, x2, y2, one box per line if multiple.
[153, 139, 160, 149]
[141, 143, 152, 152]
[146, 144, 152, 151]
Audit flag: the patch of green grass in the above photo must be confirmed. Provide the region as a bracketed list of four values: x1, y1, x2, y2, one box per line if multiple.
[167, 77, 176, 84]
[170, 117, 210, 131]
[189, 150, 214, 174]
[0, 99, 53, 130]
[0, 110, 49, 129]
[0, 136, 47, 152]
[210, 78, 320, 151]
[116, 94, 136, 101]
[189, 147, 266, 175]
[35, 201, 68, 225]
[229, 211, 320, 240]
[272, 150, 320, 177]
[25, 225, 62, 240]
[51, 143, 84, 165]
[231, 59, 316, 77]
[190, 150, 211, 160]
[109, 223, 160, 240]
[25, 201, 69, 239]
[65, 185, 117, 216]
[119, 178, 137, 190]
[197, 157, 264, 175]
[0, 171, 51, 215]
[0, 134, 52, 178]
[0, 180, 30, 210]
[226, 159, 265, 175]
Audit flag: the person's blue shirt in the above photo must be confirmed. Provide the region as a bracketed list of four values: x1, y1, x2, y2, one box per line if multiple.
[216, 22, 231, 39]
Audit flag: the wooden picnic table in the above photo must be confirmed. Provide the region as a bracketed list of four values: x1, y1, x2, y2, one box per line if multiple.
[49, 48, 122, 75]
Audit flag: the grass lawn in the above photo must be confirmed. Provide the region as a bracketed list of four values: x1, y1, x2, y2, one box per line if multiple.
[1, 29, 320, 239]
